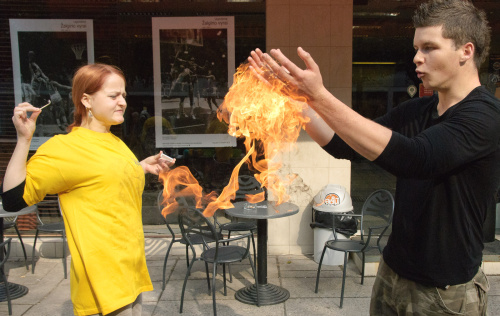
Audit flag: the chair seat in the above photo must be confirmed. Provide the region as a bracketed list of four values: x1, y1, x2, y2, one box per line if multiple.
[325, 240, 366, 253]
[185, 232, 221, 245]
[201, 246, 248, 264]
[219, 221, 256, 232]
[37, 222, 64, 233]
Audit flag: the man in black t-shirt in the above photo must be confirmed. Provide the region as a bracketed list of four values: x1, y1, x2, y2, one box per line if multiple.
[246, 0, 499, 315]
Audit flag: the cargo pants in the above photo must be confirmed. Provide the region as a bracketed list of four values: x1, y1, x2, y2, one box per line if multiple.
[370, 258, 489, 315]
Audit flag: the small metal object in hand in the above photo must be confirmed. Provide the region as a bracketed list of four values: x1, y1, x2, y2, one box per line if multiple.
[40, 100, 51, 110]
[161, 153, 175, 163]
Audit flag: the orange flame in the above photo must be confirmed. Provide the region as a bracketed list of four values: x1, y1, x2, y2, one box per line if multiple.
[160, 62, 309, 217]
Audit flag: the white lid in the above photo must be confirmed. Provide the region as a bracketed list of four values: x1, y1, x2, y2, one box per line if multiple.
[313, 184, 353, 213]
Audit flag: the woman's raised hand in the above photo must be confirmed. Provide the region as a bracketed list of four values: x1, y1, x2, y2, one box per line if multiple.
[12, 102, 42, 141]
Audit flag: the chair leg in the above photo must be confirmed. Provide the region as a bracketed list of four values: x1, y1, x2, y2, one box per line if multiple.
[315, 246, 328, 293]
[222, 264, 227, 296]
[212, 262, 218, 316]
[31, 229, 40, 274]
[14, 226, 28, 270]
[1, 270, 12, 315]
[162, 241, 175, 290]
[62, 230, 67, 279]
[340, 252, 348, 308]
[180, 256, 197, 313]
[227, 232, 233, 283]
[205, 261, 211, 292]
[361, 251, 365, 285]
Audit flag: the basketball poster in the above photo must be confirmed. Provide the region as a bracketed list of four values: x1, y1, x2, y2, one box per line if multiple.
[9, 19, 94, 149]
[152, 16, 236, 148]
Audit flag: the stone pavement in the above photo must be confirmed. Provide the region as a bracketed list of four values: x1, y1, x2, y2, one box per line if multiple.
[2, 252, 500, 316]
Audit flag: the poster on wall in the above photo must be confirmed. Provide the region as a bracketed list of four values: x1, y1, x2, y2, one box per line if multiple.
[152, 16, 236, 148]
[9, 19, 94, 150]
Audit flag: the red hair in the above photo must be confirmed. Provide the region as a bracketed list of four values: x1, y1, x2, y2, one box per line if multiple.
[67, 63, 126, 131]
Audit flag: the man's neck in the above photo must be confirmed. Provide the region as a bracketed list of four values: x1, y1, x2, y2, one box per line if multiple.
[436, 73, 481, 116]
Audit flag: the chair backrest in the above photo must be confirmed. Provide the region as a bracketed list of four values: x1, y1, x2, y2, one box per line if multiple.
[157, 190, 180, 224]
[0, 238, 12, 268]
[2, 215, 18, 229]
[36, 195, 62, 225]
[178, 206, 219, 251]
[359, 189, 395, 249]
[234, 175, 265, 202]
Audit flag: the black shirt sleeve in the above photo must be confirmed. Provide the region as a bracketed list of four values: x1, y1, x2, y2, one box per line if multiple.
[0, 180, 28, 212]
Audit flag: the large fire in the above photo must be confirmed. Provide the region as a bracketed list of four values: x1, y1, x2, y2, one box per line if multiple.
[159, 62, 310, 217]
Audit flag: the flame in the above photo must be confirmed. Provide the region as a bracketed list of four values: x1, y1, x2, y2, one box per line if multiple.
[160, 62, 310, 217]
[245, 191, 265, 204]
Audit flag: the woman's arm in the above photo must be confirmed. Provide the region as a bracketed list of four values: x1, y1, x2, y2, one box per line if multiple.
[140, 151, 176, 175]
[3, 103, 41, 192]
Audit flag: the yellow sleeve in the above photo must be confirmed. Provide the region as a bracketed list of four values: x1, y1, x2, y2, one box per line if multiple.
[23, 136, 70, 205]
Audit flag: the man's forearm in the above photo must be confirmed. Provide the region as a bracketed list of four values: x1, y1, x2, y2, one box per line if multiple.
[310, 87, 392, 161]
[302, 104, 335, 147]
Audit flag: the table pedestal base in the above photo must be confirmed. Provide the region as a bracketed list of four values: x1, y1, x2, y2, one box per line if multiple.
[0, 282, 29, 302]
[235, 283, 290, 306]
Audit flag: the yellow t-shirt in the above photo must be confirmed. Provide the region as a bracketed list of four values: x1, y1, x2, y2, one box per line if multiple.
[23, 127, 153, 315]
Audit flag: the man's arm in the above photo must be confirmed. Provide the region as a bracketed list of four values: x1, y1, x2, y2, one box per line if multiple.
[248, 49, 335, 147]
[260, 47, 392, 161]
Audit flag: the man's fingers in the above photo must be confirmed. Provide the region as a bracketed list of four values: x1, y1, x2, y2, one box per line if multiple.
[266, 49, 296, 83]
[297, 47, 319, 72]
[249, 65, 272, 88]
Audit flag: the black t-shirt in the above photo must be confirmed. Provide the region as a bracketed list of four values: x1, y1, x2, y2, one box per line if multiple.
[323, 86, 500, 286]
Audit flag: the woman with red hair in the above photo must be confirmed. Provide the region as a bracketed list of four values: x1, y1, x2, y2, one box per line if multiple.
[2, 63, 175, 315]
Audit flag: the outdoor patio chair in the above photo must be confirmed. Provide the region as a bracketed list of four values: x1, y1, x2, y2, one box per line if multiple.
[0, 238, 13, 315]
[178, 206, 259, 316]
[32, 197, 67, 279]
[2, 215, 29, 270]
[213, 175, 262, 280]
[315, 189, 394, 308]
[157, 191, 213, 291]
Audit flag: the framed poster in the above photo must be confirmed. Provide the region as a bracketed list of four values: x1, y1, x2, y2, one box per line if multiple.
[152, 16, 236, 148]
[9, 19, 94, 149]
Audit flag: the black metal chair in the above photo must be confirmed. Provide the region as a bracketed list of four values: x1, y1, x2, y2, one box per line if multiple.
[178, 206, 259, 316]
[0, 238, 13, 315]
[157, 191, 213, 291]
[215, 175, 261, 269]
[2, 216, 28, 270]
[315, 189, 394, 308]
[32, 198, 67, 279]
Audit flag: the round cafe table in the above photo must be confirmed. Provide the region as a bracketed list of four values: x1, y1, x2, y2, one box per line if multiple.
[224, 200, 299, 306]
[0, 203, 37, 302]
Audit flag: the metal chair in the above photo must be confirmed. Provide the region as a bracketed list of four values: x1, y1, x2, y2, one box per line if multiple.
[178, 206, 259, 316]
[32, 198, 67, 279]
[215, 175, 261, 267]
[157, 191, 213, 291]
[2, 216, 28, 270]
[315, 189, 394, 308]
[0, 238, 13, 315]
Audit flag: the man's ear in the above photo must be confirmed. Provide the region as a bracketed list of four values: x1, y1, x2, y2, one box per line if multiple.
[460, 42, 475, 64]
[81, 93, 91, 109]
